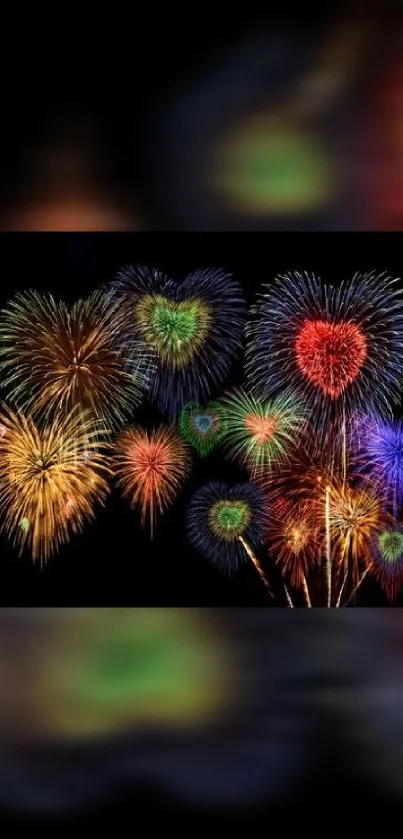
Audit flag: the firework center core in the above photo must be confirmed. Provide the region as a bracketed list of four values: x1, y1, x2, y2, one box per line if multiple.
[244, 413, 277, 443]
[378, 531, 403, 563]
[194, 413, 214, 433]
[209, 499, 252, 541]
[287, 525, 307, 552]
[137, 296, 212, 367]
[295, 319, 367, 399]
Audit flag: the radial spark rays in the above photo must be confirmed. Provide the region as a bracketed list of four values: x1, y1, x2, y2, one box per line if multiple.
[109, 266, 246, 418]
[221, 389, 306, 478]
[187, 482, 267, 576]
[246, 271, 403, 436]
[0, 406, 110, 564]
[179, 402, 227, 456]
[0, 289, 152, 429]
[114, 426, 192, 537]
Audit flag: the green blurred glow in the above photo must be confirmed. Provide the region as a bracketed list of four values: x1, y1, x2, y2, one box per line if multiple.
[217, 119, 334, 215]
[35, 609, 231, 739]
[19, 517, 30, 532]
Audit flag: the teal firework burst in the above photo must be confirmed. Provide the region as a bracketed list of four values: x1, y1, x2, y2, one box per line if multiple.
[370, 528, 403, 601]
[179, 402, 227, 456]
[221, 389, 307, 479]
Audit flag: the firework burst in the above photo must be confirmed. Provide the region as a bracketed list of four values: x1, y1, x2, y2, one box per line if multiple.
[113, 425, 192, 537]
[261, 436, 334, 505]
[328, 481, 383, 590]
[109, 266, 246, 418]
[179, 401, 227, 457]
[220, 389, 307, 479]
[354, 416, 403, 517]
[187, 481, 268, 579]
[267, 496, 321, 590]
[0, 405, 110, 564]
[0, 289, 152, 430]
[369, 527, 403, 601]
[246, 271, 403, 441]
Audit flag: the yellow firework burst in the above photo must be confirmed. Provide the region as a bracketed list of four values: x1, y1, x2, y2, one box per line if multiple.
[329, 482, 384, 586]
[0, 406, 111, 564]
[0, 289, 152, 429]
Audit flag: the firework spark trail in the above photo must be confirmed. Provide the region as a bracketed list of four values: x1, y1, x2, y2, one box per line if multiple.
[325, 485, 332, 607]
[300, 573, 312, 608]
[0, 405, 110, 564]
[0, 289, 153, 431]
[109, 266, 246, 418]
[336, 568, 349, 607]
[343, 566, 372, 607]
[238, 536, 274, 600]
[114, 426, 192, 539]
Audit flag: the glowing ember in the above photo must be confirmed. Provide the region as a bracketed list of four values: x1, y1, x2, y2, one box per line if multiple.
[295, 319, 367, 399]
[244, 413, 277, 444]
[286, 526, 308, 553]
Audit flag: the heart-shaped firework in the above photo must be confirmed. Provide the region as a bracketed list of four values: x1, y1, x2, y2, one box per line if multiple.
[179, 401, 227, 456]
[109, 266, 246, 418]
[137, 296, 212, 368]
[295, 319, 367, 399]
[187, 481, 268, 576]
[246, 270, 403, 442]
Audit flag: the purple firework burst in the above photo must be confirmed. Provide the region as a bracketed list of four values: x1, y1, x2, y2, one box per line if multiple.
[109, 266, 246, 418]
[355, 416, 403, 516]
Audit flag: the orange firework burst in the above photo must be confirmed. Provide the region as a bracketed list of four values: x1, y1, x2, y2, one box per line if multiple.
[267, 496, 321, 590]
[0, 405, 110, 564]
[0, 289, 152, 430]
[329, 482, 384, 587]
[113, 426, 192, 537]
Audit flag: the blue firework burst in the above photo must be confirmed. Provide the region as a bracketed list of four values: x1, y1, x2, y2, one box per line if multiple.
[109, 266, 246, 418]
[186, 481, 268, 576]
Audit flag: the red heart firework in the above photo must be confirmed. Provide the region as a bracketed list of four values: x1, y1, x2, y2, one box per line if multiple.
[295, 319, 367, 399]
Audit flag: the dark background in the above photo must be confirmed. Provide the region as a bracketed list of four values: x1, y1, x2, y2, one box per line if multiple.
[0, 231, 401, 606]
[1, 2, 402, 232]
